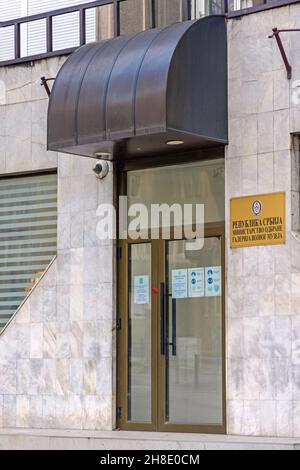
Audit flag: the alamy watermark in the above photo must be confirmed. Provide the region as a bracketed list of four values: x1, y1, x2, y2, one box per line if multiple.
[96, 197, 205, 251]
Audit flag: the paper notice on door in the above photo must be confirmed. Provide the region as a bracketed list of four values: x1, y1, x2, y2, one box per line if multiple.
[172, 269, 188, 299]
[205, 267, 222, 297]
[188, 268, 205, 298]
[134, 275, 150, 305]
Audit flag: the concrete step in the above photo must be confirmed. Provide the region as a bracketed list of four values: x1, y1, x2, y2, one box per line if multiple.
[0, 429, 299, 450]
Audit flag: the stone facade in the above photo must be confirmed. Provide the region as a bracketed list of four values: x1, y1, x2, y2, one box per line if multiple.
[0, 56, 116, 430]
[0, 1, 300, 438]
[226, 3, 300, 437]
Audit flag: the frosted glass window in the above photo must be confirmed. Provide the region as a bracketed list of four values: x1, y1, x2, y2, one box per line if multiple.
[127, 159, 225, 226]
[0, 173, 57, 332]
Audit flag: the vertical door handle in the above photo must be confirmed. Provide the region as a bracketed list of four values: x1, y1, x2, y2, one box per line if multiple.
[171, 299, 177, 356]
[160, 282, 165, 356]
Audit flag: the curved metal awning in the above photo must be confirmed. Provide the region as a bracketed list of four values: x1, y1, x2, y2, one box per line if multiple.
[47, 15, 228, 160]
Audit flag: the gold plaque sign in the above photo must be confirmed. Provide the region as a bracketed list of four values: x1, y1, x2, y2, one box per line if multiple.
[230, 193, 286, 249]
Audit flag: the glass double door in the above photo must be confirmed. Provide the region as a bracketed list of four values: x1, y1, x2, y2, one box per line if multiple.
[118, 228, 225, 433]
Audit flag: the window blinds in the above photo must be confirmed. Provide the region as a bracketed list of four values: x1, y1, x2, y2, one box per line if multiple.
[0, 0, 22, 61]
[0, 173, 57, 331]
[27, 0, 96, 55]
[0, 0, 97, 61]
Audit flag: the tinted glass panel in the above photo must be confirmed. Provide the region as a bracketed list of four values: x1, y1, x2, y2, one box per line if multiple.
[155, 0, 183, 27]
[128, 243, 152, 422]
[120, 0, 150, 35]
[127, 159, 225, 226]
[190, 0, 223, 17]
[166, 237, 223, 425]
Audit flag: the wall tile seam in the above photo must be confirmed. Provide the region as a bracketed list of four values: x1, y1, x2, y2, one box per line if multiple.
[1, 97, 49, 107]
[0, 96, 50, 107]
[0, 257, 57, 340]
[227, 398, 299, 438]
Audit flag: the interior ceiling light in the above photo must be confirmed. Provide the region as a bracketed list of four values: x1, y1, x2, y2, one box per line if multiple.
[166, 140, 184, 146]
[95, 152, 111, 157]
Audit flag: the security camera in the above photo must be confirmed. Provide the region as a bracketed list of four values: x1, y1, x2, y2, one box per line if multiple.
[93, 160, 109, 180]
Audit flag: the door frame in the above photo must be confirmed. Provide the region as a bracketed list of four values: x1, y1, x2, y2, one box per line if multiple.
[116, 149, 226, 434]
[117, 237, 160, 432]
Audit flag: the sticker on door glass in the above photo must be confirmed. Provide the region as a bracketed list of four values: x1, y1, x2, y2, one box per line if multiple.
[172, 269, 188, 299]
[188, 268, 205, 298]
[134, 275, 150, 305]
[205, 267, 222, 297]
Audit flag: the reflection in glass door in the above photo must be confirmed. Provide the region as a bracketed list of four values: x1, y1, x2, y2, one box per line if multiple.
[164, 237, 223, 427]
[128, 243, 152, 423]
[119, 234, 225, 433]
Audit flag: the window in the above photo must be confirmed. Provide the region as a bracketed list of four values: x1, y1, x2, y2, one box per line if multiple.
[227, 0, 277, 12]
[26, 0, 97, 54]
[0, 173, 57, 332]
[127, 159, 225, 227]
[190, 0, 223, 18]
[0, 0, 97, 61]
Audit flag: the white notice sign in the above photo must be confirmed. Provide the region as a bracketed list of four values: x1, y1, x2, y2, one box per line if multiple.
[172, 269, 188, 299]
[205, 267, 222, 297]
[134, 275, 150, 305]
[188, 268, 205, 298]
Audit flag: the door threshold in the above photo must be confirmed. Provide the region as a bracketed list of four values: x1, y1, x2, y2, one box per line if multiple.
[0, 428, 299, 450]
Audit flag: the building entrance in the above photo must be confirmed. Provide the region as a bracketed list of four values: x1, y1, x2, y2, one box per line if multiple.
[117, 156, 226, 433]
